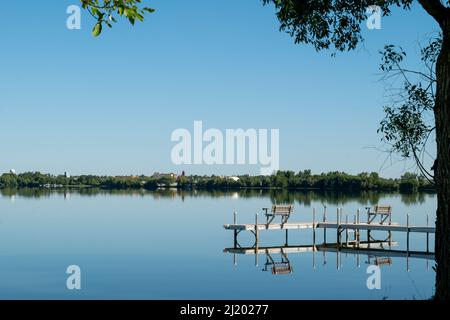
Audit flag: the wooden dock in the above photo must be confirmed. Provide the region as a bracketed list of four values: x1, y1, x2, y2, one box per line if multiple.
[224, 206, 435, 271]
[223, 221, 435, 234]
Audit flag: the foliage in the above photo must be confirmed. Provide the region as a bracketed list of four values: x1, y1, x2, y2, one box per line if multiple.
[261, 1, 413, 52]
[80, 0, 155, 36]
[378, 38, 440, 182]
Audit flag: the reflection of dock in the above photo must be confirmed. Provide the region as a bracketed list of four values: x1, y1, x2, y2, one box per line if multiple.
[224, 241, 399, 256]
[224, 241, 434, 274]
[225, 244, 316, 255]
[224, 241, 438, 262]
[318, 244, 434, 260]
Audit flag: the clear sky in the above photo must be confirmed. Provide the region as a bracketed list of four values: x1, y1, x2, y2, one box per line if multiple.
[0, 1, 440, 177]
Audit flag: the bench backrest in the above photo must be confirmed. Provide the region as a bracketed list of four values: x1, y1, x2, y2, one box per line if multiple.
[374, 205, 392, 215]
[271, 205, 294, 214]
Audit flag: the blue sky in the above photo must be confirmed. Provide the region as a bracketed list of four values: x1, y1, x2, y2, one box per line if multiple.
[0, 1, 439, 177]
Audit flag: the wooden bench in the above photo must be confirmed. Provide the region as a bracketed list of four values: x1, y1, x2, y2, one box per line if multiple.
[262, 205, 294, 226]
[366, 205, 392, 225]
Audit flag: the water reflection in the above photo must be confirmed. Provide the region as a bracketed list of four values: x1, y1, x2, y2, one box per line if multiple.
[224, 241, 434, 275]
[0, 188, 436, 206]
[0, 188, 437, 299]
[223, 202, 435, 279]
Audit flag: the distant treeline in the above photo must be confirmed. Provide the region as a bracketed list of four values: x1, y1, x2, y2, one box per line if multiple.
[0, 170, 434, 192]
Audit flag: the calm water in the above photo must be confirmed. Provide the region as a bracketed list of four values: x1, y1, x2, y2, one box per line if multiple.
[0, 189, 436, 299]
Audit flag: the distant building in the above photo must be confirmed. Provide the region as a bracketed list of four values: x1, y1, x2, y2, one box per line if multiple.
[64, 171, 70, 178]
[152, 172, 178, 179]
[9, 169, 16, 175]
[229, 176, 240, 182]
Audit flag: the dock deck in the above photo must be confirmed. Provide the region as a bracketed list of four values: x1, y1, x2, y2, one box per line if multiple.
[223, 221, 435, 234]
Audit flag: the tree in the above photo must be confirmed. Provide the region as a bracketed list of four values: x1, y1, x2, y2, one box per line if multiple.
[79, 0, 450, 299]
[260, 0, 450, 301]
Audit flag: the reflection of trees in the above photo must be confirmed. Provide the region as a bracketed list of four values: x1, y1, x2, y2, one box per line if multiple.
[269, 190, 385, 206]
[399, 191, 435, 205]
[0, 188, 436, 206]
[0, 188, 53, 198]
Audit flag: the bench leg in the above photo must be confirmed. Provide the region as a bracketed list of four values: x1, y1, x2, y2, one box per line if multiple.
[281, 214, 290, 226]
[266, 215, 275, 227]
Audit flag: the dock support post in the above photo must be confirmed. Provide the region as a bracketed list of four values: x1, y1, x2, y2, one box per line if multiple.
[389, 230, 392, 248]
[313, 208, 316, 246]
[313, 207, 316, 269]
[255, 213, 259, 267]
[336, 208, 341, 246]
[426, 213, 429, 253]
[406, 213, 410, 272]
[407, 213, 410, 252]
[313, 248, 316, 270]
[337, 250, 340, 270]
[233, 211, 237, 248]
[345, 214, 349, 247]
[357, 209, 360, 247]
[323, 205, 327, 244]
[255, 213, 259, 243]
[367, 207, 371, 248]
[321, 206, 327, 265]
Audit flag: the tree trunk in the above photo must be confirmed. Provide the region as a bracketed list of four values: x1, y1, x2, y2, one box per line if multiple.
[434, 20, 450, 300]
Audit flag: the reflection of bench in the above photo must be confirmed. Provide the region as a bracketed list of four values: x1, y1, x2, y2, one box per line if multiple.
[366, 205, 392, 225]
[375, 257, 392, 266]
[263, 205, 294, 226]
[271, 263, 293, 275]
[264, 251, 293, 275]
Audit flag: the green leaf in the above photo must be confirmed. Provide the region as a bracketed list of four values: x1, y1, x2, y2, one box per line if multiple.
[92, 23, 102, 37]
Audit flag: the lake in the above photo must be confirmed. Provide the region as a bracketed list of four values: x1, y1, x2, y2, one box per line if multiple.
[0, 188, 436, 299]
